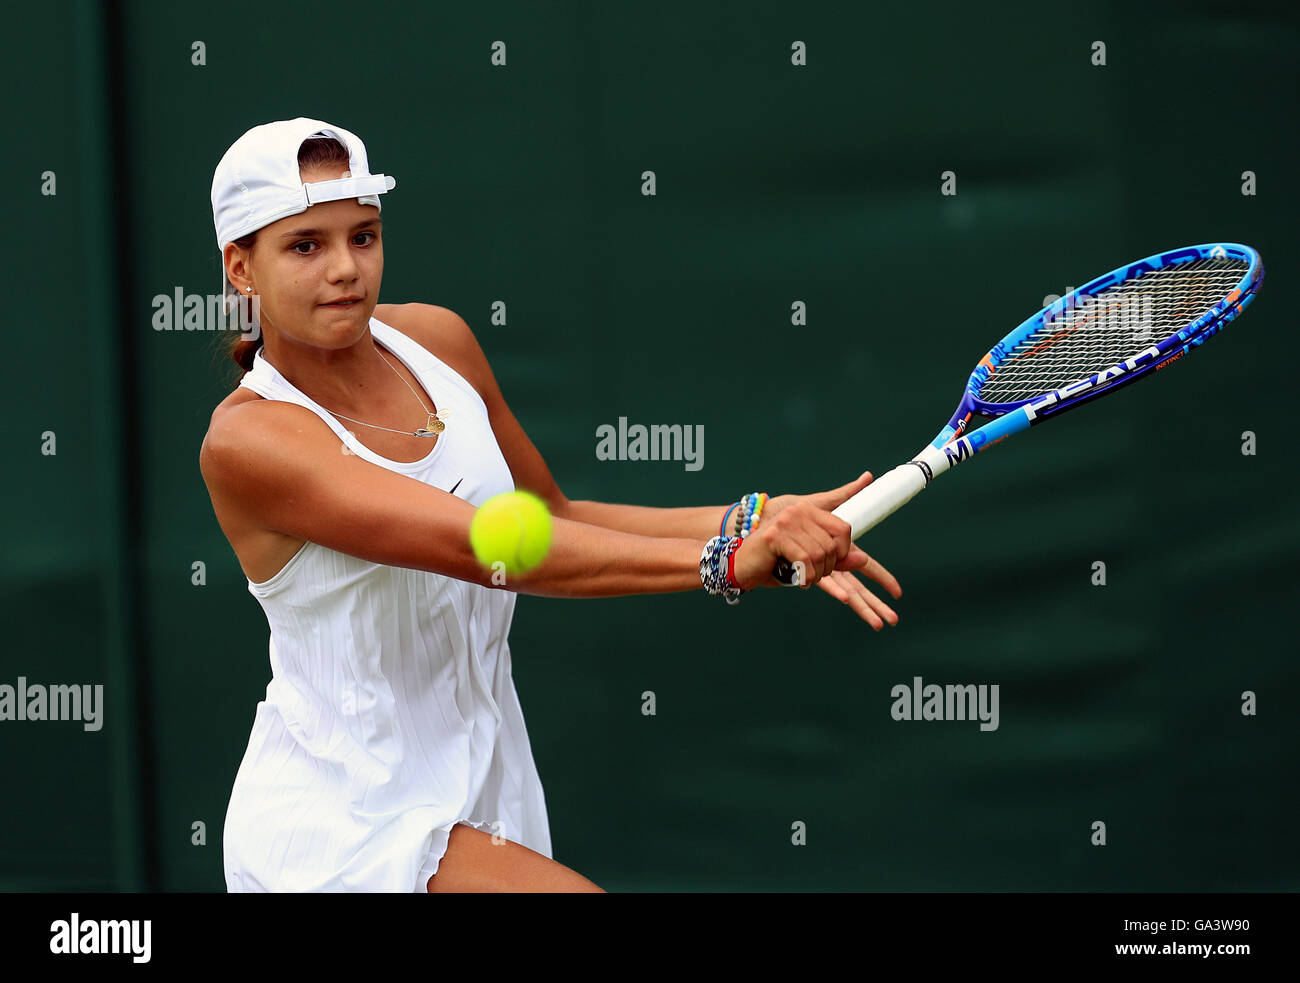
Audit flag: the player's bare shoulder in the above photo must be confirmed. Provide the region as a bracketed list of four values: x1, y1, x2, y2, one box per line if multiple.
[375, 302, 493, 404]
[199, 383, 333, 498]
[374, 301, 464, 351]
[201, 385, 260, 480]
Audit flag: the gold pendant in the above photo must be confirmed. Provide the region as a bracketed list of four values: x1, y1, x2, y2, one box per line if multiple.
[415, 413, 445, 437]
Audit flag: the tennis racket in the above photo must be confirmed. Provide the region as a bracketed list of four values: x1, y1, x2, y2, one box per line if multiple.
[772, 242, 1265, 585]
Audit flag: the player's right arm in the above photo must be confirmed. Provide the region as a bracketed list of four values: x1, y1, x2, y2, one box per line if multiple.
[199, 400, 864, 598]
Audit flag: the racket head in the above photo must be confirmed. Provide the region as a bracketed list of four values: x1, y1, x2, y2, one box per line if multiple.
[932, 243, 1264, 447]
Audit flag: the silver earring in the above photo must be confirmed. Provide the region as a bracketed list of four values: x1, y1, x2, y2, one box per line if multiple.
[246, 287, 252, 292]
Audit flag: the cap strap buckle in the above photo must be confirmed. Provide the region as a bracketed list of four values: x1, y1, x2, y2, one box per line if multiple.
[302, 173, 396, 207]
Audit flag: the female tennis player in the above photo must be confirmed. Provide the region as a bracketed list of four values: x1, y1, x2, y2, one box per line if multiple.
[201, 118, 903, 893]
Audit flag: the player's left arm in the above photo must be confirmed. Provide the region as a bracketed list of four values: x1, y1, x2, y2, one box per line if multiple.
[405, 304, 727, 539]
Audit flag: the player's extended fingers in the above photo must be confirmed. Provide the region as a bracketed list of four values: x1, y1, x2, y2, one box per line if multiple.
[817, 572, 850, 602]
[854, 579, 899, 626]
[822, 571, 885, 629]
[835, 544, 872, 572]
[857, 553, 903, 599]
[849, 591, 886, 630]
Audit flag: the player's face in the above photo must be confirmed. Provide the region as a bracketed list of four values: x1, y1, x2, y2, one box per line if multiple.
[237, 163, 384, 349]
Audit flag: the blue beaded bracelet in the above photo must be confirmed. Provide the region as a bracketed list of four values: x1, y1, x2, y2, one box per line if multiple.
[730, 492, 769, 539]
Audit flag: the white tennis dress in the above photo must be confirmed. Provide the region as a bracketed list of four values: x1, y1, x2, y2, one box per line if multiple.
[222, 315, 552, 892]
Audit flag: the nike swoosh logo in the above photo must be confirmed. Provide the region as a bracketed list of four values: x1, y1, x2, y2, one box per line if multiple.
[449, 477, 464, 496]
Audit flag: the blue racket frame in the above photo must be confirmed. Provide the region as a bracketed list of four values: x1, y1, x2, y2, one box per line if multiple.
[930, 243, 1265, 455]
[771, 242, 1265, 584]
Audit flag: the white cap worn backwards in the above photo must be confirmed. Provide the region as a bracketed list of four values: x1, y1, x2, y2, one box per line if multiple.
[211, 117, 397, 313]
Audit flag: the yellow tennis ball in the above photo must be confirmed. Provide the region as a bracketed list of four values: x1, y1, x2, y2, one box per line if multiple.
[469, 491, 553, 575]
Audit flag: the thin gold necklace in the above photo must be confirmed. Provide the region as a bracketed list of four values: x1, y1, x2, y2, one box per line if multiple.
[318, 346, 446, 437]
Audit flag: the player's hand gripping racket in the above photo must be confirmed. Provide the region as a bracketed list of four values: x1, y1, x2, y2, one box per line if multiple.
[772, 242, 1265, 585]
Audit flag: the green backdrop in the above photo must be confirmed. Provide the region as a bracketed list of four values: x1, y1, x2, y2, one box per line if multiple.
[2, 0, 1296, 891]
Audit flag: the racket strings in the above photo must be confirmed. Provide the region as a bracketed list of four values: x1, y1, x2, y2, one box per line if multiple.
[977, 259, 1247, 404]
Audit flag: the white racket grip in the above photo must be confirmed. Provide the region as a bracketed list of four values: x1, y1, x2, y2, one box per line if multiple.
[832, 462, 930, 540]
[770, 444, 947, 584]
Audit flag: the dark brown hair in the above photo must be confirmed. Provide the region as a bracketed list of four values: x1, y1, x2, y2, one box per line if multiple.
[224, 137, 354, 375]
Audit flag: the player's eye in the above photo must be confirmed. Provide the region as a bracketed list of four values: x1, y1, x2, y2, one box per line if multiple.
[292, 232, 376, 255]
